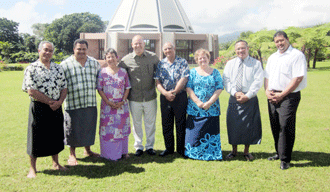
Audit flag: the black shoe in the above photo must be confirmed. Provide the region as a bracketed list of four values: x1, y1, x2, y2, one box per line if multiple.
[280, 161, 290, 170]
[159, 150, 174, 157]
[268, 154, 279, 161]
[146, 148, 156, 155]
[135, 149, 143, 157]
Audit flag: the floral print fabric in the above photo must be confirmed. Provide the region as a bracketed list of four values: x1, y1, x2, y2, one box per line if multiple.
[185, 133, 222, 160]
[154, 56, 190, 91]
[22, 60, 67, 100]
[97, 67, 131, 142]
[186, 68, 223, 117]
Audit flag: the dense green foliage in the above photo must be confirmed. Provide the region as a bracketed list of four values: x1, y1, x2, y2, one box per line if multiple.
[0, 13, 106, 64]
[218, 23, 330, 69]
[43, 12, 105, 53]
[0, 18, 20, 43]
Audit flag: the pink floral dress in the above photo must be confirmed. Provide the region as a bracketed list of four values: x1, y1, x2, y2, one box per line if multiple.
[97, 67, 131, 144]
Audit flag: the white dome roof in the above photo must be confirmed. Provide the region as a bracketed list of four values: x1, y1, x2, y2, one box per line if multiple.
[106, 0, 194, 33]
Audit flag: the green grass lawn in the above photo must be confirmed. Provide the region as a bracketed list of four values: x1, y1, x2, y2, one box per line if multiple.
[0, 62, 329, 191]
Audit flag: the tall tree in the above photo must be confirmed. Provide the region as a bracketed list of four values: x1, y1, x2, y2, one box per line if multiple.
[43, 12, 105, 53]
[248, 30, 275, 66]
[0, 18, 20, 43]
[20, 33, 37, 52]
[301, 26, 330, 69]
[32, 23, 49, 40]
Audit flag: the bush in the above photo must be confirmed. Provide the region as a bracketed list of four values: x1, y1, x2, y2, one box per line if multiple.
[213, 56, 231, 69]
[0, 64, 24, 71]
[10, 51, 38, 63]
[53, 52, 70, 63]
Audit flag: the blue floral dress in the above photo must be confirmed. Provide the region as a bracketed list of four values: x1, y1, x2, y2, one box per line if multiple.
[185, 68, 223, 160]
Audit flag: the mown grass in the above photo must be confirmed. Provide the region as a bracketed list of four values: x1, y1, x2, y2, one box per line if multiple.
[0, 61, 329, 191]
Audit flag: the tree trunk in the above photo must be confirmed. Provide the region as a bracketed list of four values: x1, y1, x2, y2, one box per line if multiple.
[313, 48, 319, 69]
[307, 48, 311, 68]
[301, 45, 306, 54]
[257, 49, 263, 69]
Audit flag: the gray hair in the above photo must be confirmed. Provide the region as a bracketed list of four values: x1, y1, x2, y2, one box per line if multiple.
[38, 41, 54, 52]
[163, 42, 175, 49]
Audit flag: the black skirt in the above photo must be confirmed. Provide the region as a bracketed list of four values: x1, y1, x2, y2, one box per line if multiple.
[27, 101, 64, 157]
[226, 96, 262, 145]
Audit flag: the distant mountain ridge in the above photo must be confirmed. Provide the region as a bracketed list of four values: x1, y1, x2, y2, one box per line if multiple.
[218, 31, 241, 43]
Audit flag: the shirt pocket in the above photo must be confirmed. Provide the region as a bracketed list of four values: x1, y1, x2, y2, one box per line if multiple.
[280, 62, 291, 76]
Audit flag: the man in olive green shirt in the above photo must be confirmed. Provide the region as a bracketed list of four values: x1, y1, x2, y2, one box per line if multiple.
[119, 35, 160, 156]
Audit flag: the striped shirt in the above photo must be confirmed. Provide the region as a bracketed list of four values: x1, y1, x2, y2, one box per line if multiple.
[60, 55, 101, 110]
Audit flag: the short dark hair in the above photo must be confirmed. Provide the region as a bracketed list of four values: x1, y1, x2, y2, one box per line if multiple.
[235, 40, 248, 47]
[73, 39, 88, 48]
[273, 31, 288, 41]
[104, 48, 118, 58]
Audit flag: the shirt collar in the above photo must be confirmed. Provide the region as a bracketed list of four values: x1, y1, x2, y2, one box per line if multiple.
[133, 51, 146, 58]
[276, 45, 293, 55]
[164, 56, 178, 64]
[71, 55, 91, 65]
[237, 55, 249, 63]
[36, 59, 54, 69]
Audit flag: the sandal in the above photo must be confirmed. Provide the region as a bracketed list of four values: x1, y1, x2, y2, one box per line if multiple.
[226, 153, 237, 159]
[243, 153, 254, 161]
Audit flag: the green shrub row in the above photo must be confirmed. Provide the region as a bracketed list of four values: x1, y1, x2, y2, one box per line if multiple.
[0, 65, 24, 71]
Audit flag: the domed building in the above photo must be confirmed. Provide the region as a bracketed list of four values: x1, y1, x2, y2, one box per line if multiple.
[80, 0, 219, 65]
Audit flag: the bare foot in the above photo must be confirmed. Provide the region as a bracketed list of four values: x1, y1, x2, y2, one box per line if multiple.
[243, 153, 254, 161]
[27, 168, 36, 178]
[53, 164, 68, 171]
[121, 154, 130, 159]
[84, 151, 100, 157]
[67, 156, 78, 166]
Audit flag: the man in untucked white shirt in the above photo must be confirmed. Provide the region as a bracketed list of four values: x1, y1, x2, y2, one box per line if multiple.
[264, 31, 307, 170]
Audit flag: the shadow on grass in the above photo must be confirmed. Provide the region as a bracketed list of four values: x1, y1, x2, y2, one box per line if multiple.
[308, 66, 330, 71]
[290, 151, 330, 167]
[223, 150, 330, 167]
[42, 150, 181, 178]
[42, 150, 329, 177]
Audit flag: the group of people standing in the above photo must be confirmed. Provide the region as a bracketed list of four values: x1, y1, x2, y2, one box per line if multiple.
[22, 31, 307, 178]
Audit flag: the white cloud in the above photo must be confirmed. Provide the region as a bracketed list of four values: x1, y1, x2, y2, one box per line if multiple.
[34, 0, 67, 6]
[180, 0, 330, 36]
[0, 0, 64, 34]
[1, 0, 330, 36]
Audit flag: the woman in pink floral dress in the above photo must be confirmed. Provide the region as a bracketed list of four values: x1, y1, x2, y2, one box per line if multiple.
[97, 48, 131, 161]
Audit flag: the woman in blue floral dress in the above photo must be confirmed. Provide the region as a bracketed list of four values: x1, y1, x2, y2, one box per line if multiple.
[185, 48, 224, 161]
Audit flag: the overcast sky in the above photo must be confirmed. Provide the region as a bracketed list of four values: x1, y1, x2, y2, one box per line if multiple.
[1, 0, 330, 36]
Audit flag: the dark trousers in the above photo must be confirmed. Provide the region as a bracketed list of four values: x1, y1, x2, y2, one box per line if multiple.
[268, 91, 301, 163]
[160, 92, 188, 155]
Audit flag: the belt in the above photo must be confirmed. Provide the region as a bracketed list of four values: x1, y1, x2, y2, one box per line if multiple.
[272, 90, 282, 93]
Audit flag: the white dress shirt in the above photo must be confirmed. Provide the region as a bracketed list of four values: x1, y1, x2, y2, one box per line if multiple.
[223, 56, 264, 99]
[265, 46, 307, 92]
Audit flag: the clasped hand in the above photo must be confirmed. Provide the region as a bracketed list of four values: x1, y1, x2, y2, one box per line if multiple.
[165, 91, 176, 102]
[49, 100, 62, 111]
[197, 101, 212, 110]
[235, 92, 249, 104]
[266, 90, 283, 104]
[107, 101, 124, 109]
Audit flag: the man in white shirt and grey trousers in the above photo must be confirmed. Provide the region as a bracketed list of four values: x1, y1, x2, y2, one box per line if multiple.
[264, 31, 307, 170]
